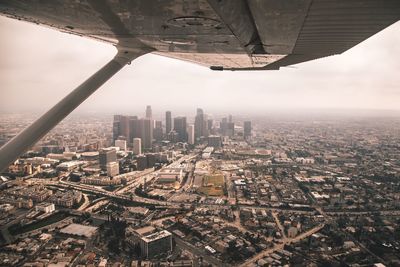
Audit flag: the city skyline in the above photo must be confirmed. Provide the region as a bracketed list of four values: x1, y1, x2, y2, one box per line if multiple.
[1, 2, 399, 266]
[0, 109, 399, 266]
[1, 16, 400, 115]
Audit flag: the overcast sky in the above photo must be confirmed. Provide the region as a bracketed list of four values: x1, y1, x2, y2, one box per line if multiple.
[0, 16, 400, 117]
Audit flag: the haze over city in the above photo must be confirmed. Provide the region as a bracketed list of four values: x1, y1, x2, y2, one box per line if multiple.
[1, 16, 400, 115]
[1, 2, 400, 267]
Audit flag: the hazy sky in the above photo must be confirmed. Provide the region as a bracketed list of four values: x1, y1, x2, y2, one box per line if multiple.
[1, 16, 400, 117]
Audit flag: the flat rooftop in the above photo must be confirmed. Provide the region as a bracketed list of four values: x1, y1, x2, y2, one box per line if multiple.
[142, 230, 172, 243]
[60, 223, 98, 238]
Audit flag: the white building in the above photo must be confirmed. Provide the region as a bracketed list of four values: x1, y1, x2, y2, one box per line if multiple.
[115, 139, 127, 151]
[157, 167, 184, 184]
[133, 138, 142, 155]
[187, 124, 195, 145]
[140, 230, 172, 259]
[106, 161, 119, 177]
[35, 202, 55, 213]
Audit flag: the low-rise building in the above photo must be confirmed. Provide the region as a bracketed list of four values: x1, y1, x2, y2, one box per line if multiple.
[35, 202, 55, 213]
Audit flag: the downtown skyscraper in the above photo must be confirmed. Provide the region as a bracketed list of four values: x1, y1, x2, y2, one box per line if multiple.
[145, 105, 152, 119]
[174, 117, 187, 142]
[165, 111, 172, 134]
[194, 108, 208, 141]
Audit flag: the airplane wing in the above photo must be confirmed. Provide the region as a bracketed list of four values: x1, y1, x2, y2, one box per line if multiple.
[0, 0, 399, 70]
[1, 0, 400, 172]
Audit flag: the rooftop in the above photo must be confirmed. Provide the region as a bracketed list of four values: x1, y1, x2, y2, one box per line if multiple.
[60, 223, 98, 238]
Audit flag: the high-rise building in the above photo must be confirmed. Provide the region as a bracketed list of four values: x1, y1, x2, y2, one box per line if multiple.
[145, 105, 152, 119]
[227, 122, 235, 137]
[154, 120, 163, 142]
[244, 121, 252, 139]
[120, 115, 130, 140]
[141, 118, 153, 149]
[194, 108, 208, 141]
[220, 117, 228, 136]
[228, 114, 233, 123]
[112, 115, 121, 142]
[173, 117, 187, 142]
[146, 153, 157, 168]
[106, 162, 119, 177]
[129, 117, 140, 144]
[167, 131, 179, 143]
[136, 154, 147, 170]
[99, 148, 117, 170]
[207, 119, 213, 132]
[165, 111, 172, 134]
[133, 138, 142, 155]
[208, 135, 222, 148]
[114, 115, 138, 144]
[187, 124, 195, 145]
[129, 118, 154, 150]
[139, 230, 173, 259]
[115, 139, 127, 151]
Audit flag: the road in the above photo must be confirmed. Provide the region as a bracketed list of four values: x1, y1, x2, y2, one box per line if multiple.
[272, 211, 286, 239]
[238, 224, 325, 267]
[174, 236, 229, 267]
[315, 207, 387, 265]
[77, 193, 90, 211]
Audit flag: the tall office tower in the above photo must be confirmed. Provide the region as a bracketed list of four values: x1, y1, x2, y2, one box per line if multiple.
[145, 105, 152, 119]
[99, 148, 117, 170]
[194, 108, 208, 140]
[194, 108, 203, 140]
[167, 131, 179, 143]
[136, 154, 147, 170]
[165, 111, 172, 134]
[207, 119, 214, 134]
[115, 139, 127, 151]
[154, 120, 163, 142]
[146, 153, 156, 168]
[119, 115, 130, 140]
[208, 135, 222, 148]
[113, 114, 133, 142]
[220, 117, 228, 136]
[133, 138, 142, 155]
[203, 114, 209, 137]
[227, 122, 235, 137]
[106, 162, 119, 177]
[244, 121, 252, 139]
[228, 114, 233, 123]
[188, 124, 195, 145]
[112, 115, 122, 142]
[173, 117, 187, 142]
[141, 118, 153, 149]
[129, 117, 140, 144]
[129, 117, 153, 149]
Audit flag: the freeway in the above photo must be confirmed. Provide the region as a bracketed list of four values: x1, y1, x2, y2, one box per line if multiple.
[49, 179, 171, 206]
[77, 193, 90, 211]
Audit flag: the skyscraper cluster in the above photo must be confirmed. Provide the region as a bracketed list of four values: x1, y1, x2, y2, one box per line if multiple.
[113, 106, 251, 151]
[113, 108, 153, 150]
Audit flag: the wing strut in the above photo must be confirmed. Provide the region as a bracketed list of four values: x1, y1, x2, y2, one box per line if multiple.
[0, 49, 146, 172]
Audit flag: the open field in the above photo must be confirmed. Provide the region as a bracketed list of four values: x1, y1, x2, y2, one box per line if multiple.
[198, 174, 225, 196]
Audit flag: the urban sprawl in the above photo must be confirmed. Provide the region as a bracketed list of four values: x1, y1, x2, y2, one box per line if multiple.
[0, 108, 399, 267]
